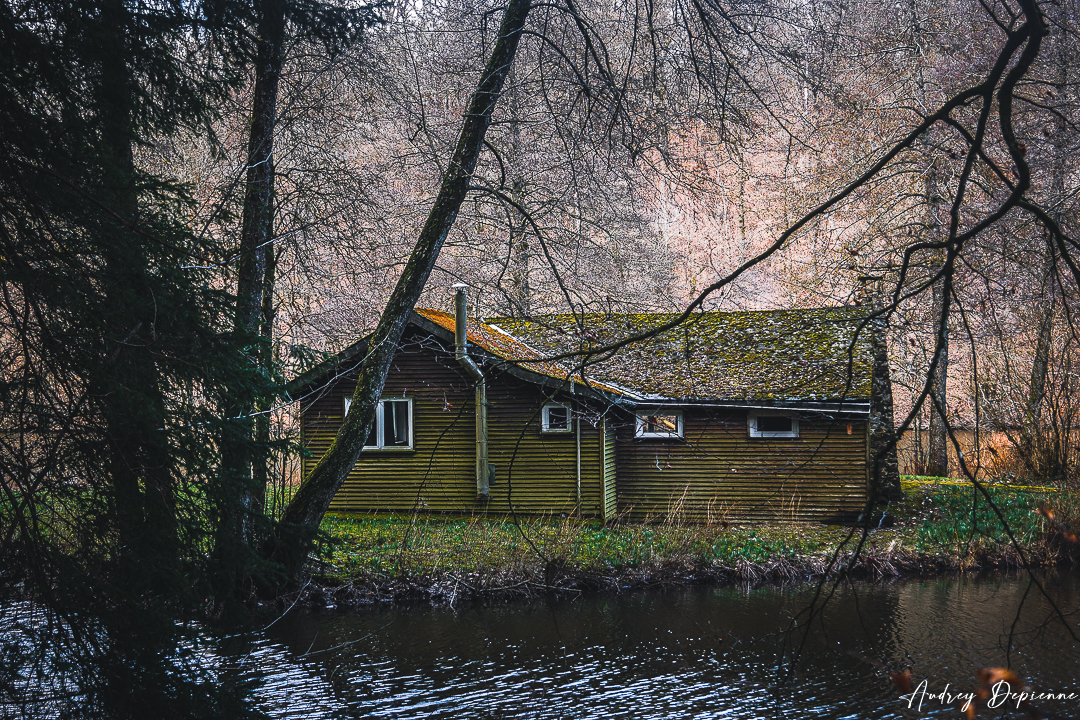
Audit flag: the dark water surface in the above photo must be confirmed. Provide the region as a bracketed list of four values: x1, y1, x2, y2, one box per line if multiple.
[229, 574, 1080, 718]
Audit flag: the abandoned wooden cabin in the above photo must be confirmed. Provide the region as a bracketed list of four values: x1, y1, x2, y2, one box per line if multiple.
[294, 288, 900, 523]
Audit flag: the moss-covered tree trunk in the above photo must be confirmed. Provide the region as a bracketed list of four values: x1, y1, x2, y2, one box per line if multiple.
[270, 0, 533, 581]
[870, 313, 903, 502]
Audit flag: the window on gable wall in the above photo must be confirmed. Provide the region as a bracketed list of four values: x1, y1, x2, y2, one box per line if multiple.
[346, 397, 413, 450]
[748, 411, 799, 438]
[541, 403, 572, 432]
[635, 410, 683, 439]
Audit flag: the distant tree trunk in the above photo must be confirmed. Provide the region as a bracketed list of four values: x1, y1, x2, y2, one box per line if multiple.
[506, 76, 530, 316]
[1021, 11, 1068, 474]
[909, 0, 950, 477]
[221, 0, 287, 557]
[270, 0, 532, 582]
[509, 178, 530, 315]
[926, 250, 950, 477]
[919, 134, 949, 477]
[1025, 258, 1053, 431]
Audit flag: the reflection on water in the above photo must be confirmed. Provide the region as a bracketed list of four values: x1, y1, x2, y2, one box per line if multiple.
[229, 574, 1080, 719]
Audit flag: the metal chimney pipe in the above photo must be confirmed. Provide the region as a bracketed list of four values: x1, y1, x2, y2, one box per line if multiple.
[454, 285, 470, 358]
[452, 285, 490, 497]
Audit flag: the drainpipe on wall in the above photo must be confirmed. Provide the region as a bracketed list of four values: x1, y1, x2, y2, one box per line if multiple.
[573, 381, 581, 514]
[453, 285, 490, 498]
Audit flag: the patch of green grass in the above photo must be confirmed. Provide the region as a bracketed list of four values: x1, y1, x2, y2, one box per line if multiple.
[893, 477, 1062, 554]
[319, 480, 1079, 582]
[322, 514, 861, 579]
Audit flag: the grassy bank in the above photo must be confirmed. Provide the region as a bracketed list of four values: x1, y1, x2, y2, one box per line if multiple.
[308, 478, 1080, 607]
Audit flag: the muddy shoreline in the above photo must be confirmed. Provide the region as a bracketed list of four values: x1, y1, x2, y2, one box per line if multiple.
[284, 540, 1073, 611]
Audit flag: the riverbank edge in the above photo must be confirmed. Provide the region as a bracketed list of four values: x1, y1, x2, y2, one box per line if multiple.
[292, 539, 1075, 611]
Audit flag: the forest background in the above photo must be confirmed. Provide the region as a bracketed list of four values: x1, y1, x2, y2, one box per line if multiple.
[1, 0, 1077, 717]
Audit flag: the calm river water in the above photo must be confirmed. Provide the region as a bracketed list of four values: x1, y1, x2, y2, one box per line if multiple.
[225, 573, 1080, 719]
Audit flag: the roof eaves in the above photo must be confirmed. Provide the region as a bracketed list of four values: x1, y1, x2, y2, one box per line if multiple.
[285, 337, 370, 397]
[665, 398, 872, 414]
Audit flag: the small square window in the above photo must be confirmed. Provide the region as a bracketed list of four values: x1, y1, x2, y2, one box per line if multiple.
[346, 397, 413, 450]
[749, 411, 798, 438]
[542, 403, 572, 432]
[635, 410, 683, 439]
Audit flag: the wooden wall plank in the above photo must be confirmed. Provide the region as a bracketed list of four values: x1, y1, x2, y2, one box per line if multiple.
[302, 328, 604, 517]
[613, 409, 869, 523]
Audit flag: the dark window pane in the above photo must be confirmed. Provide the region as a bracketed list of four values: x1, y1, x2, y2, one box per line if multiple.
[365, 421, 378, 448]
[758, 415, 792, 433]
[384, 401, 410, 446]
[546, 406, 569, 430]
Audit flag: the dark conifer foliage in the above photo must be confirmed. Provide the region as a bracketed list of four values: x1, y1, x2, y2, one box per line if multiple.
[1, 0, 268, 716]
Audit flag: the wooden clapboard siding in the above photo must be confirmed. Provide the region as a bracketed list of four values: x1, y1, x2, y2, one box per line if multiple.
[304, 332, 477, 514]
[300, 324, 871, 524]
[614, 409, 868, 523]
[601, 419, 617, 522]
[482, 368, 603, 517]
[302, 328, 606, 517]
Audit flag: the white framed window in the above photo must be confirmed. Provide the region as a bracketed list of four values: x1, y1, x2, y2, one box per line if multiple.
[748, 411, 799, 438]
[541, 403, 573, 433]
[635, 409, 683, 439]
[346, 397, 413, 450]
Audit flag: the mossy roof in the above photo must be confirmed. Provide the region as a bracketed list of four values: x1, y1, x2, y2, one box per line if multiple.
[486, 308, 875, 403]
[290, 306, 874, 406]
[414, 308, 626, 396]
[289, 308, 621, 397]
[415, 308, 577, 382]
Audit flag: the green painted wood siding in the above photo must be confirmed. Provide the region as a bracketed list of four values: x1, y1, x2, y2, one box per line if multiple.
[601, 418, 617, 522]
[300, 329, 869, 523]
[483, 370, 603, 517]
[613, 409, 868, 523]
[301, 330, 606, 517]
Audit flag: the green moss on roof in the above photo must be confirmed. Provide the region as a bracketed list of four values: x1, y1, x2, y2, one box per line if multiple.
[414, 308, 625, 394]
[487, 308, 874, 402]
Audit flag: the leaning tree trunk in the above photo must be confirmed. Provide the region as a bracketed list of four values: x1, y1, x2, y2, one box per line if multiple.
[270, 0, 532, 581]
